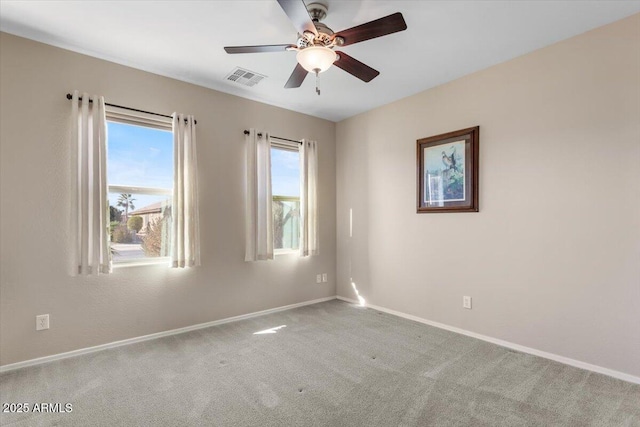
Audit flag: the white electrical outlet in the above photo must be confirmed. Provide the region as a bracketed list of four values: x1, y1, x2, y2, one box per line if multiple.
[322, 273, 328, 282]
[463, 296, 472, 309]
[316, 274, 322, 283]
[36, 314, 49, 331]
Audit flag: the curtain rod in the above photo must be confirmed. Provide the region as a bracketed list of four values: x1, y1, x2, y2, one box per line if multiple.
[65, 93, 197, 124]
[243, 130, 302, 145]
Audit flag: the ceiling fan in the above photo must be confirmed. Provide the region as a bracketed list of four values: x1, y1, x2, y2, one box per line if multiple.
[224, 0, 407, 93]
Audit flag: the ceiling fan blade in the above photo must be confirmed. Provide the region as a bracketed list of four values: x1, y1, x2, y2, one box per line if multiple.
[285, 63, 308, 88]
[334, 12, 407, 47]
[334, 51, 380, 82]
[224, 44, 292, 54]
[277, 0, 318, 36]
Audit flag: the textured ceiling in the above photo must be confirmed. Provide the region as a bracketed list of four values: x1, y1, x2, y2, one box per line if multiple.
[1, 1, 639, 122]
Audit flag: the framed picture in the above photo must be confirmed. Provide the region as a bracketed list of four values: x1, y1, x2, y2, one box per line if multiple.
[417, 126, 479, 213]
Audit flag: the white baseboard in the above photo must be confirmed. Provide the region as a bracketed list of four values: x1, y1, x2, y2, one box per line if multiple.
[336, 296, 640, 385]
[0, 296, 337, 373]
[6, 294, 638, 385]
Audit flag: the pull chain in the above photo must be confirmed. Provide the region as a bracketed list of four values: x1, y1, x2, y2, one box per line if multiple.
[314, 69, 321, 95]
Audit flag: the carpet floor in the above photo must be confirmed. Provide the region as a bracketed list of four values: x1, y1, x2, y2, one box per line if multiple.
[1, 300, 638, 426]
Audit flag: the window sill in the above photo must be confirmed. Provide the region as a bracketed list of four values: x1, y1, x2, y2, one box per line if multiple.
[113, 257, 170, 269]
[274, 249, 299, 256]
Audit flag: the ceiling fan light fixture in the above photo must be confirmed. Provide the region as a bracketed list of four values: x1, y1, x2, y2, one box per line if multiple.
[296, 46, 337, 73]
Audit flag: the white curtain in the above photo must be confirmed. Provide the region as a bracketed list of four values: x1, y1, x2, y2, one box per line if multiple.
[245, 129, 274, 261]
[70, 90, 110, 275]
[171, 113, 200, 268]
[300, 139, 319, 256]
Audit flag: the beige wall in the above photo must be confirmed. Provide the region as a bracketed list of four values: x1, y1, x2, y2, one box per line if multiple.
[336, 14, 640, 377]
[0, 33, 336, 366]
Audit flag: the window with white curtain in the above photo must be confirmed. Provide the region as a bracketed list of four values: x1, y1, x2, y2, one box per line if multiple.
[270, 139, 300, 254]
[106, 110, 173, 265]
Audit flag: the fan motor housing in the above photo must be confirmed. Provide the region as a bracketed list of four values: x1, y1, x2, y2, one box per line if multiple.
[314, 22, 334, 36]
[297, 3, 335, 48]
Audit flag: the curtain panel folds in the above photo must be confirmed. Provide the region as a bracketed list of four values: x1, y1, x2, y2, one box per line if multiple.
[300, 139, 319, 256]
[70, 90, 111, 275]
[171, 113, 201, 268]
[245, 129, 274, 261]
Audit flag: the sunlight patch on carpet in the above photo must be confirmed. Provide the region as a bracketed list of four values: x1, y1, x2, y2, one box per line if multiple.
[253, 325, 287, 335]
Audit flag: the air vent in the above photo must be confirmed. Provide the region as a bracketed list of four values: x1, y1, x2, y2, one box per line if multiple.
[225, 67, 266, 87]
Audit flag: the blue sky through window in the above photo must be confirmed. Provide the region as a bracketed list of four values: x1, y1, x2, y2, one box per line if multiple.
[107, 121, 173, 212]
[271, 148, 300, 197]
[107, 125, 300, 214]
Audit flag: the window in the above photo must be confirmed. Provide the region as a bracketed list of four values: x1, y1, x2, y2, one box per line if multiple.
[107, 119, 173, 264]
[271, 141, 300, 253]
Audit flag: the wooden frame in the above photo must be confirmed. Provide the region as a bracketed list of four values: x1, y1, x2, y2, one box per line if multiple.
[417, 126, 479, 213]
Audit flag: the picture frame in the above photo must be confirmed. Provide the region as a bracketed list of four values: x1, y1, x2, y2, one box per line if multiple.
[417, 126, 479, 213]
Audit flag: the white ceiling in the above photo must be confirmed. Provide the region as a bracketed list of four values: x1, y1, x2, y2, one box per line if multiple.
[1, 1, 639, 122]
